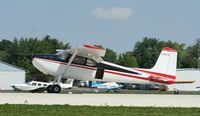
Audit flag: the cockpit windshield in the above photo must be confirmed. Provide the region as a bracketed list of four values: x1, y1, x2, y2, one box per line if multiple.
[33, 50, 97, 67]
[56, 50, 69, 60]
[33, 54, 65, 62]
[26, 81, 32, 85]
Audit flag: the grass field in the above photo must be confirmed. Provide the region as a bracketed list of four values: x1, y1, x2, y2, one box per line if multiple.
[0, 104, 200, 116]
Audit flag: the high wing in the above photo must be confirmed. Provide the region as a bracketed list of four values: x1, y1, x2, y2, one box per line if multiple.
[71, 45, 143, 75]
[68, 45, 106, 63]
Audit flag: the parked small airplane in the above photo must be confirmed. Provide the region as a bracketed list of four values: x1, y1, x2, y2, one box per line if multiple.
[123, 83, 160, 90]
[11, 79, 73, 92]
[79, 81, 89, 87]
[32, 44, 194, 93]
[90, 81, 123, 92]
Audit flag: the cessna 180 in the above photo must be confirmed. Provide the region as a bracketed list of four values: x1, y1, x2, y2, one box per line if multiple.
[32, 45, 194, 93]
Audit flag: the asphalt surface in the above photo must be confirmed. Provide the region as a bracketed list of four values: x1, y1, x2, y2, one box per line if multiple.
[0, 93, 200, 107]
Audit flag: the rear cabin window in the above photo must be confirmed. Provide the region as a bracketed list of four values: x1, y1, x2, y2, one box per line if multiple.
[65, 54, 96, 66]
[38, 83, 42, 86]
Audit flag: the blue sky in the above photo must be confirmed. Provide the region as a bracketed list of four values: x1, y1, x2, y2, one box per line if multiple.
[0, 0, 200, 53]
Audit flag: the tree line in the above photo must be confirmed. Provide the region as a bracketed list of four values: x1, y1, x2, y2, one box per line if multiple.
[0, 36, 199, 81]
[105, 37, 200, 68]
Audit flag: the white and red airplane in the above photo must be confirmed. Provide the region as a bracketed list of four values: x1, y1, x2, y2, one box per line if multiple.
[32, 45, 194, 93]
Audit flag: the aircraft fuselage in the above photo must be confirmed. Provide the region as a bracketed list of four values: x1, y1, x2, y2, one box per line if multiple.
[32, 56, 167, 85]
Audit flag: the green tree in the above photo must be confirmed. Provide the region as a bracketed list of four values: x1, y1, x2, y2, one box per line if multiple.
[0, 35, 70, 81]
[0, 39, 12, 51]
[0, 40, 12, 61]
[183, 38, 200, 68]
[116, 51, 138, 67]
[133, 37, 161, 68]
[133, 37, 186, 68]
[103, 48, 117, 63]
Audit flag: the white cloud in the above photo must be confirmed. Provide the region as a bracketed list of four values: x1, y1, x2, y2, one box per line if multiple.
[91, 7, 133, 20]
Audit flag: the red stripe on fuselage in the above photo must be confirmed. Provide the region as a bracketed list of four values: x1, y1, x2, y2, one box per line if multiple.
[133, 68, 176, 79]
[70, 64, 96, 71]
[104, 70, 174, 84]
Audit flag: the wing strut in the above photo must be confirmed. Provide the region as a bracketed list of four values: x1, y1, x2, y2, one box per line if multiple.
[48, 48, 78, 93]
[53, 48, 78, 84]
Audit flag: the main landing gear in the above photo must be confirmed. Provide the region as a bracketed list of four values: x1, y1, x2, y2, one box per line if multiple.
[47, 48, 78, 93]
[47, 84, 61, 93]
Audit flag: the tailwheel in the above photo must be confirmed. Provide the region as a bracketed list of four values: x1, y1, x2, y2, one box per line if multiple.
[47, 85, 53, 93]
[52, 84, 61, 93]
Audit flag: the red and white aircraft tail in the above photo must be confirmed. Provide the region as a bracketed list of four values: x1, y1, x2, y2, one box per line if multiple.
[150, 47, 177, 79]
[136, 47, 194, 84]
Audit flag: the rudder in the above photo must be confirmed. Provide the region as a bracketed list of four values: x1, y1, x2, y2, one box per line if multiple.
[150, 47, 177, 78]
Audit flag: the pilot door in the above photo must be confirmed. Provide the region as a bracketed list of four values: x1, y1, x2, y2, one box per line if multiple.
[95, 68, 104, 79]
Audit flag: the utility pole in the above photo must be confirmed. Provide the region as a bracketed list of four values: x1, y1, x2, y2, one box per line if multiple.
[198, 45, 200, 69]
[198, 41, 200, 69]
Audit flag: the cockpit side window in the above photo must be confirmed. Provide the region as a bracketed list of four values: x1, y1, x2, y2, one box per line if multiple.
[72, 56, 86, 65]
[32, 83, 37, 86]
[86, 59, 96, 67]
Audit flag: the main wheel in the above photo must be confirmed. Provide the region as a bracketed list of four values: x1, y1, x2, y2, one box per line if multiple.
[52, 84, 61, 93]
[47, 85, 53, 93]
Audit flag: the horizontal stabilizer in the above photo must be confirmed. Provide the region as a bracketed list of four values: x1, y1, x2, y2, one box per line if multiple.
[149, 76, 175, 84]
[174, 80, 195, 84]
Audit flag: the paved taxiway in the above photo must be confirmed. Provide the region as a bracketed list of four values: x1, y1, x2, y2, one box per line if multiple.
[0, 93, 199, 107]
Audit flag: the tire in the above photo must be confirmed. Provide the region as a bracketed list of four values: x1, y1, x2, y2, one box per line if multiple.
[47, 85, 53, 93]
[52, 84, 61, 93]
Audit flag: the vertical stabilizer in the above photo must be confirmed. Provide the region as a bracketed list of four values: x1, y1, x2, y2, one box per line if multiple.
[150, 47, 177, 78]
